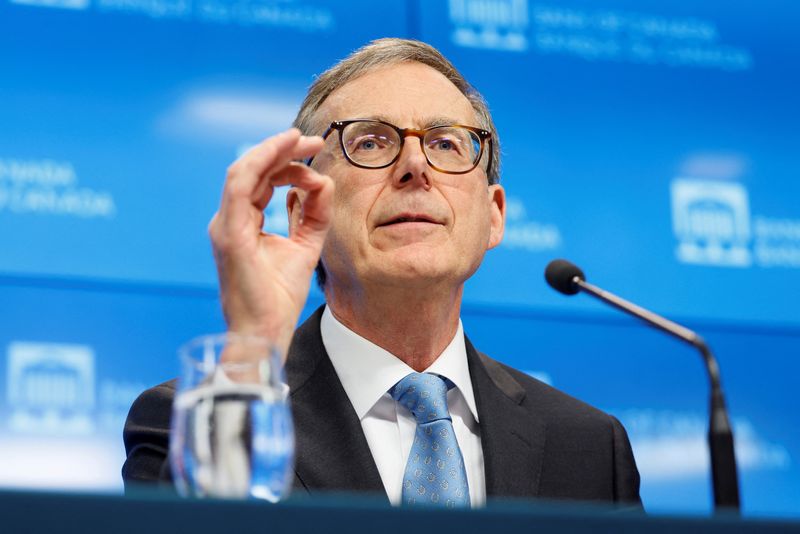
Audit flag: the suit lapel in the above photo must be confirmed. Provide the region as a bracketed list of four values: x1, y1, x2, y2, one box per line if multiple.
[285, 310, 544, 501]
[466, 338, 545, 500]
[286, 306, 387, 500]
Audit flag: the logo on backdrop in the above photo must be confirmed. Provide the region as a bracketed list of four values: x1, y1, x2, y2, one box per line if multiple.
[6, 342, 96, 434]
[500, 195, 562, 252]
[448, 1, 753, 71]
[618, 409, 789, 482]
[671, 178, 800, 269]
[449, 0, 530, 52]
[0, 158, 116, 219]
[9, 0, 335, 31]
[671, 179, 752, 267]
[10, 0, 90, 8]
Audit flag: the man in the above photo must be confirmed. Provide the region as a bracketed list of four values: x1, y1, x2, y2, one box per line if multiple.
[123, 38, 641, 508]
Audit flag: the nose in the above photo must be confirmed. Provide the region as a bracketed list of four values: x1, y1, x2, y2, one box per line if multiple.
[391, 134, 431, 190]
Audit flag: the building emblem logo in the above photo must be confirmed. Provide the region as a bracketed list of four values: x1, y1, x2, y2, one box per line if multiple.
[670, 178, 752, 267]
[501, 196, 562, 252]
[449, 0, 529, 52]
[6, 341, 95, 434]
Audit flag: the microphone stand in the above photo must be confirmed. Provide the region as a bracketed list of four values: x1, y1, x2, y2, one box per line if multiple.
[574, 277, 741, 512]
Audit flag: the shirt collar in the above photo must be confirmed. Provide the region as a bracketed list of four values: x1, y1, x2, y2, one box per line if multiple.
[320, 306, 480, 423]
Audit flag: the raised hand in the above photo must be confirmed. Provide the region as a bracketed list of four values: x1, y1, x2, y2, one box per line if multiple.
[208, 128, 333, 359]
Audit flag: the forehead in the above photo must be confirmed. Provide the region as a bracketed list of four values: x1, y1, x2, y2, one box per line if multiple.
[318, 61, 477, 129]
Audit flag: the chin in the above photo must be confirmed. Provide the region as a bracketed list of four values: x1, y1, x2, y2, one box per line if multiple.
[368, 257, 465, 289]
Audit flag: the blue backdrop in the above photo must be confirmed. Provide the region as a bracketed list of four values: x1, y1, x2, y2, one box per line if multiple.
[1, 0, 798, 518]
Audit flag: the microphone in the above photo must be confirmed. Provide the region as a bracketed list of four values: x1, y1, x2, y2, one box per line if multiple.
[545, 259, 740, 513]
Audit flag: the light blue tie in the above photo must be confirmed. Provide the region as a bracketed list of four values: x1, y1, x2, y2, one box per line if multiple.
[391, 372, 470, 508]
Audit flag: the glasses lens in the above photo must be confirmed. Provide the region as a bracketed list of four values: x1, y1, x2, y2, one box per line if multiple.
[341, 121, 400, 168]
[424, 127, 482, 173]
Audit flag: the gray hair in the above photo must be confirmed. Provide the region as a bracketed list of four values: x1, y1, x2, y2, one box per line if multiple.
[293, 38, 501, 289]
[293, 37, 500, 184]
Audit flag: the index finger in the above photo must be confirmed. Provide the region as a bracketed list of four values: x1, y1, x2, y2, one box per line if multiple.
[248, 135, 325, 206]
[220, 129, 323, 218]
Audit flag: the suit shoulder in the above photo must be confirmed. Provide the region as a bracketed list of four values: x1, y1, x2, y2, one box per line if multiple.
[124, 379, 177, 444]
[481, 352, 615, 424]
[128, 379, 177, 418]
[122, 379, 177, 488]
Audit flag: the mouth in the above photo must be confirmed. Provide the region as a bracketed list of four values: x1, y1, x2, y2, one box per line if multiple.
[377, 213, 444, 227]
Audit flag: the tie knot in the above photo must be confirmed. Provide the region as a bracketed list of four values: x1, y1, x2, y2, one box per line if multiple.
[391, 373, 451, 423]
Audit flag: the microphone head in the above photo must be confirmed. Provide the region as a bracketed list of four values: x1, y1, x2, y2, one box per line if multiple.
[545, 259, 586, 296]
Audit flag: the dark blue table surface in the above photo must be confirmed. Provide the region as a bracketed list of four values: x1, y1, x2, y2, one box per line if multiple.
[1, 488, 799, 534]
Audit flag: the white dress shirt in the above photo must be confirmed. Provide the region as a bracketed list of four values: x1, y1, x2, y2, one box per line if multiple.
[321, 306, 486, 507]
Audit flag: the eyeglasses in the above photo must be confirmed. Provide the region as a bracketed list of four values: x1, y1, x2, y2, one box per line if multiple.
[313, 119, 492, 175]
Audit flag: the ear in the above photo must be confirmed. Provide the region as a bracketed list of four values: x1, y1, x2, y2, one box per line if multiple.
[286, 186, 306, 236]
[487, 184, 506, 250]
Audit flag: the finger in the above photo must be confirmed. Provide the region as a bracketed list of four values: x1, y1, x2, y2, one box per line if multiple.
[224, 128, 301, 203]
[253, 163, 334, 244]
[217, 129, 300, 227]
[219, 130, 322, 229]
[249, 136, 324, 204]
[252, 162, 328, 212]
[285, 166, 334, 246]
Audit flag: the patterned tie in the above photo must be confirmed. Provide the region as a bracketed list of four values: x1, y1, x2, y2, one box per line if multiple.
[391, 372, 470, 508]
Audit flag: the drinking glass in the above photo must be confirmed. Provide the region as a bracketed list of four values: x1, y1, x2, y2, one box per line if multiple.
[169, 333, 294, 501]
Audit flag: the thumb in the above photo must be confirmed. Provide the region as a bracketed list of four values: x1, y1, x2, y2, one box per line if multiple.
[284, 166, 334, 249]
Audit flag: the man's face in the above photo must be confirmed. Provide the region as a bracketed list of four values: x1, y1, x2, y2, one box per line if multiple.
[311, 61, 505, 292]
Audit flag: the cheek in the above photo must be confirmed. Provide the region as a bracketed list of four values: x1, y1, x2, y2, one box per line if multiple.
[455, 190, 493, 248]
[455, 205, 492, 262]
[333, 180, 367, 218]
[328, 180, 377, 243]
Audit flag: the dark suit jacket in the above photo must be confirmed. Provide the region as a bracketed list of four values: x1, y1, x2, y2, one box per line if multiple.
[123, 306, 641, 506]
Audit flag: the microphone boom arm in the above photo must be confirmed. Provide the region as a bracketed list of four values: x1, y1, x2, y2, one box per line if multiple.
[574, 276, 741, 512]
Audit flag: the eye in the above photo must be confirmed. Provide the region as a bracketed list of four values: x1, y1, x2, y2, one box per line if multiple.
[428, 136, 460, 154]
[433, 139, 453, 151]
[359, 138, 378, 150]
[349, 134, 390, 152]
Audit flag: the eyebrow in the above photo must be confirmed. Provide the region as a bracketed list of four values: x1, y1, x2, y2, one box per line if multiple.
[357, 114, 463, 129]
